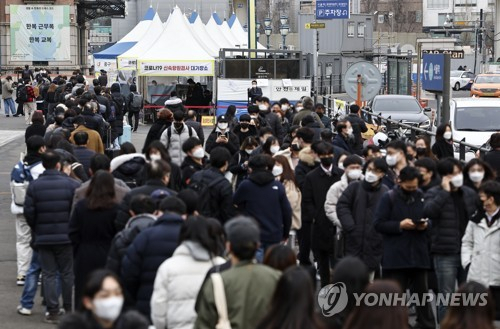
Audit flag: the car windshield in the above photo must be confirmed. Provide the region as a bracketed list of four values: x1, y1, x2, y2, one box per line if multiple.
[450, 71, 463, 77]
[373, 98, 421, 113]
[475, 76, 500, 83]
[455, 107, 500, 131]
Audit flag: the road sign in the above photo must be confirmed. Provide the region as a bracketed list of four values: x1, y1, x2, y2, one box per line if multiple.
[343, 62, 382, 102]
[305, 22, 326, 29]
[422, 54, 445, 91]
[422, 49, 464, 59]
[316, 0, 350, 20]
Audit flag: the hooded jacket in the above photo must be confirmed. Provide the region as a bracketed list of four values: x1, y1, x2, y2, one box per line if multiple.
[111, 153, 147, 188]
[233, 170, 292, 244]
[10, 153, 45, 215]
[325, 173, 364, 228]
[151, 241, 226, 329]
[294, 146, 319, 190]
[164, 97, 185, 112]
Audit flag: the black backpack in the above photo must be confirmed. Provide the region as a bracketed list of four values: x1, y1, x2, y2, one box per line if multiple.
[189, 170, 226, 217]
[17, 85, 28, 103]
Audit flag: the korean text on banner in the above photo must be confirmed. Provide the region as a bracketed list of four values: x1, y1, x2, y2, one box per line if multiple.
[139, 61, 215, 76]
[94, 58, 118, 72]
[10, 5, 71, 61]
[316, 0, 350, 20]
[118, 58, 138, 70]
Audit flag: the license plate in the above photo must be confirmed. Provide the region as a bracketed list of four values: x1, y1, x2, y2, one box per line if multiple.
[483, 93, 494, 96]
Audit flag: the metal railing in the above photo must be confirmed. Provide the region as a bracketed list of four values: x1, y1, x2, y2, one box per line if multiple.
[321, 95, 490, 161]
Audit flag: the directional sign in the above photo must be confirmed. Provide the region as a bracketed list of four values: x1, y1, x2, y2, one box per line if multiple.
[422, 49, 464, 59]
[305, 22, 326, 29]
[316, 0, 350, 20]
[422, 54, 445, 91]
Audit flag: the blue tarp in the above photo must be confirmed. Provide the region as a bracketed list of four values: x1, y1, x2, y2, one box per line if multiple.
[93, 42, 137, 59]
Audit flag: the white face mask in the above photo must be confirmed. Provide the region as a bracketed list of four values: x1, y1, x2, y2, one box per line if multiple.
[386, 154, 399, 167]
[347, 169, 362, 180]
[443, 131, 452, 140]
[469, 171, 484, 183]
[259, 104, 268, 111]
[450, 173, 464, 188]
[252, 84, 257, 88]
[218, 123, 228, 130]
[150, 153, 162, 161]
[346, 128, 354, 136]
[93, 296, 124, 322]
[365, 170, 380, 183]
[281, 105, 288, 111]
[245, 149, 253, 155]
[272, 165, 283, 177]
[192, 148, 205, 159]
[270, 145, 280, 154]
[296, 107, 303, 111]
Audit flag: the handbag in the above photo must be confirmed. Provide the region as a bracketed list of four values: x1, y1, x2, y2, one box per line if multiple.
[211, 273, 232, 329]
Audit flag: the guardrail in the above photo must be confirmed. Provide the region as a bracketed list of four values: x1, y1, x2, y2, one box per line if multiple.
[321, 95, 490, 161]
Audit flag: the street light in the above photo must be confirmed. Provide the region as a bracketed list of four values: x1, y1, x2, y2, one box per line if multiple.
[279, 24, 289, 49]
[264, 17, 271, 28]
[280, 15, 288, 26]
[256, 21, 261, 43]
[265, 26, 272, 49]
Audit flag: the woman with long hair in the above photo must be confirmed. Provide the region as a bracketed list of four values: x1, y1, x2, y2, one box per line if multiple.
[263, 245, 297, 272]
[151, 216, 226, 329]
[256, 266, 325, 329]
[273, 155, 302, 231]
[415, 135, 437, 161]
[229, 136, 259, 189]
[343, 280, 409, 329]
[262, 136, 280, 156]
[45, 83, 59, 115]
[58, 269, 149, 329]
[143, 140, 182, 191]
[463, 158, 496, 191]
[440, 281, 495, 329]
[432, 123, 454, 159]
[69, 170, 119, 309]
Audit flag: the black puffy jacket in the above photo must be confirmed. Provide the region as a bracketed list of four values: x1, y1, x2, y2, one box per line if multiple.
[111, 154, 147, 189]
[423, 185, 479, 254]
[121, 213, 183, 319]
[24, 169, 81, 246]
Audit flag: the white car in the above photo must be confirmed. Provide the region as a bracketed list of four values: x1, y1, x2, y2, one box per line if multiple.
[450, 98, 500, 160]
[450, 71, 475, 91]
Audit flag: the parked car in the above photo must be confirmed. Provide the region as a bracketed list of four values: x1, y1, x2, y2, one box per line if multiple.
[365, 95, 432, 131]
[450, 70, 475, 91]
[470, 73, 500, 97]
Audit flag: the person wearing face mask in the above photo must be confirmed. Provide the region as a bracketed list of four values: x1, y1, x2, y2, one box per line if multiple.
[415, 135, 437, 161]
[180, 137, 206, 186]
[333, 119, 355, 154]
[256, 96, 283, 144]
[292, 97, 324, 128]
[415, 158, 441, 193]
[301, 141, 343, 286]
[248, 80, 263, 104]
[462, 181, 500, 288]
[423, 157, 479, 322]
[374, 166, 436, 329]
[279, 98, 294, 123]
[432, 123, 454, 160]
[325, 155, 364, 230]
[204, 115, 240, 156]
[233, 114, 258, 145]
[160, 110, 198, 167]
[382, 140, 410, 189]
[229, 137, 260, 190]
[261, 136, 281, 157]
[336, 158, 389, 280]
[464, 158, 496, 192]
[315, 103, 332, 131]
[59, 269, 149, 329]
[233, 154, 292, 262]
[294, 128, 319, 190]
[273, 155, 302, 234]
[345, 104, 368, 156]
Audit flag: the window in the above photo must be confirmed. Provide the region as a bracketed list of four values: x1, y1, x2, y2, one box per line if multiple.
[427, 0, 448, 9]
[455, 0, 477, 6]
[347, 21, 355, 37]
[415, 10, 422, 22]
[357, 22, 365, 37]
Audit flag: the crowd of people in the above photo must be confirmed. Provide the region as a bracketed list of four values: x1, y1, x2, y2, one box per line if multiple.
[6, 69, 500, 329]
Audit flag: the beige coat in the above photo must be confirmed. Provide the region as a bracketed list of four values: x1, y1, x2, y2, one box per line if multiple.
[283, 179, 302, 229]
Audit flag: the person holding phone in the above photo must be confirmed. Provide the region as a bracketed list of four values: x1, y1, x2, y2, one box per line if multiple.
[374, 166, 436, 329]
[423, 158, 480, 322]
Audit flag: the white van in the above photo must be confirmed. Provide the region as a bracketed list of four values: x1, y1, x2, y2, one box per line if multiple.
[449, 98, 500, 148]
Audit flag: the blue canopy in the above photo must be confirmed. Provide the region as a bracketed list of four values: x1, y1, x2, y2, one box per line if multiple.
[93, 42, 136, 59]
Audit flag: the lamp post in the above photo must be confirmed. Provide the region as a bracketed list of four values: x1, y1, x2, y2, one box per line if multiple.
[256, 21, 261, 43]
[279, 15, 289, 49]
[264, 17, 272, 49]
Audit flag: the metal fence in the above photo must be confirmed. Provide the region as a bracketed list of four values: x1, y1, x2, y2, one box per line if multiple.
[321, 95, 490, 162]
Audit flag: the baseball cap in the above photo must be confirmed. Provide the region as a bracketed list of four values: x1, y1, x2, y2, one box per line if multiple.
[217, 115, 229, 123]
[224, 217, 260, 245]
[239, 114, 251, 122]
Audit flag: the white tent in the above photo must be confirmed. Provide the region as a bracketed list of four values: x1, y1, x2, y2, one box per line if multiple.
[205, 15, 235, 49]
[93, 7, 157, 71]
[228, 13, 267, 50]
[117, 13, 163, 70]
[185, 14, 219, 57]
[137, 6, 214, 76]
[221, 20, 242, 47]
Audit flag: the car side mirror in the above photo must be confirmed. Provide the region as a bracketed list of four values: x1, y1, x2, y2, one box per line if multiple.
[424, 107, 432, 112]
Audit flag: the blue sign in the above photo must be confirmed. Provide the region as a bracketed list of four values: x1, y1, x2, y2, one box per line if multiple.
[422, 54, 444, 91]
[316, 0, 350, 19]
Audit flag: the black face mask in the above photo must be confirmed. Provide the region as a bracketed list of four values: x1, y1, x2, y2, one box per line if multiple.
[173, 122, 183, 131]
[320, 157, 333, 167]
[240, 123, 249, 129]
[416, 147, 426, 156]
[291, 143, 301, 152]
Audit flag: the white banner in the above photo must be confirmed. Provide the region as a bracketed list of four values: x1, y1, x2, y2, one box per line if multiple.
[94, 58, 117, 72]
[118, 57, 137, 70]
[217, 79, 311, 102]
[138, 61, 215, 76]
[10, 5, 70, 61]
